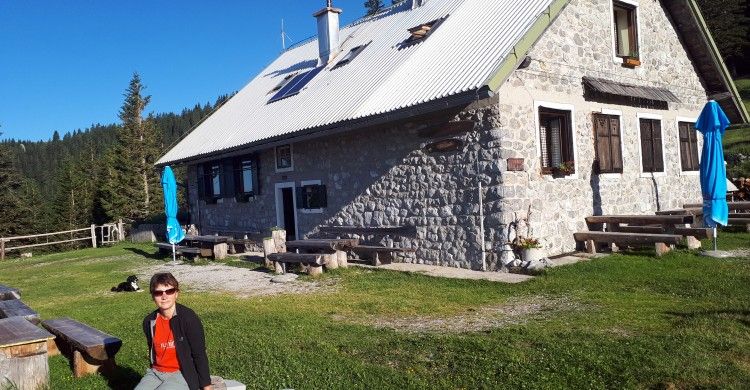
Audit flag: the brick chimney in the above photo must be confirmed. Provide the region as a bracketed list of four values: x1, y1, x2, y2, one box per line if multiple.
[313, 0, 342, 65]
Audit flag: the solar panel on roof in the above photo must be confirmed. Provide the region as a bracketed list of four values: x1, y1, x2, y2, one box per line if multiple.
[268, 66, 325, 103]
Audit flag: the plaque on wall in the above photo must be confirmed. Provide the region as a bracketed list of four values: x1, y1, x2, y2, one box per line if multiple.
[507, 158, 525, 171]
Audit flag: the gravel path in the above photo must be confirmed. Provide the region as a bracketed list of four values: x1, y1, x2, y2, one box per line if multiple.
[134, 262, 330, 298]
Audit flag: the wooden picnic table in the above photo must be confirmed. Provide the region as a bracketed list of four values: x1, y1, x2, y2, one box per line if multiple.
[286, 238, 359, 252]
[586, 214, 693, 227]
[0, 284, 20, 300]
[0, 299, 40, 324]
[183, 235, 231, 260]
[0, 316, 55, 389]
[684, 201, 750, 211]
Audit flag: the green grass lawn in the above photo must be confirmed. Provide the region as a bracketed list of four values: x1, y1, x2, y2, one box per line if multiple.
[1, 232, 749, 389]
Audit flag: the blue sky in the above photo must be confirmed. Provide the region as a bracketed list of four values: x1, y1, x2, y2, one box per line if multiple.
[0, 0, 373, 141]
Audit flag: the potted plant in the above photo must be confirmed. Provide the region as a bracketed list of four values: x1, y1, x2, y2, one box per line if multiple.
[622, 50, 641, 67]
[552, 161, 575, 177]
[515, 236, 544, 262]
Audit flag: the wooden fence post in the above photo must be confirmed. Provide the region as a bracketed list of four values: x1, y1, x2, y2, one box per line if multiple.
[1, 239, 5, 261]
[90, 225, 97, 248]
[118, 219, 124, 241]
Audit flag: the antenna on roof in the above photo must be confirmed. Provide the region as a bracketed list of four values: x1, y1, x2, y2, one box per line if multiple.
[281, 19, 293, 50]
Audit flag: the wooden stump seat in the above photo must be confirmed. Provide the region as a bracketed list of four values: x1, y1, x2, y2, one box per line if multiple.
[0, 299, 40, 324]
[0, 317, 55, 390]
[41, 318, 122, 378]
[267, 253, 325, 276]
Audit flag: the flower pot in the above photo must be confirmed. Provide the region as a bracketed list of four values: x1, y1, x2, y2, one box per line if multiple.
[622, 57, 641, 67]
[521, 247, 544, 262]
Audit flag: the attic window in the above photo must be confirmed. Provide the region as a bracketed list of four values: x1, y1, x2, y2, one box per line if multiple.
[268, 72, 298, 94]
[331, 41, 371, 70]
[398, 15, 448, 49]
[268, 66, 325, 103]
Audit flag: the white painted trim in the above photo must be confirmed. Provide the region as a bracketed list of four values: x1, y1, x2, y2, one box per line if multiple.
[595, 108, 626, 178]
[609, 0, 643, 65]
[274, 144, 294, 173]
[636, 113, 666, 177]
[675, 116, 700, 176]
[274, 181, 299, 239]
[534, 101, 578, 180]
[300, 179, 324, 214]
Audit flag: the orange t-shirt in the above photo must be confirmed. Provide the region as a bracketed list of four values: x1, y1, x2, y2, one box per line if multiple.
[153, 315, 180, 373]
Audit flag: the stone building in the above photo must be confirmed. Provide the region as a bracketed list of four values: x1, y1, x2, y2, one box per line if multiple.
[156, 0, 748, 270]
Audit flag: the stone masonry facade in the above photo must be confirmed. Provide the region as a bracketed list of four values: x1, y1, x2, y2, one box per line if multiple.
[186, 0, 707, 271]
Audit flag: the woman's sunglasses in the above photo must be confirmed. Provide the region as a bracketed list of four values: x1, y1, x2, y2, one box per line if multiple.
[151, 288, 177, 297]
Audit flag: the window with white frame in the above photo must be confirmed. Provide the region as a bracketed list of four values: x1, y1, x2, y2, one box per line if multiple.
[678, 121, 699, 171]
[639, 118, 664, 173]
[538, 107, 575, 175]
[275, 144, 293, 172]
[613, 1, 639, 59]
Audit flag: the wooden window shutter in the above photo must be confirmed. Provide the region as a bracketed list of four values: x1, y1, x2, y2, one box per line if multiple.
[652, 120, 664, 172]
[252, 155, 261, 196]
[609, 116, 623, 172]
[197, 165, 205, 199]
[689, 126, 699, 170]
[594, 114, 611, 173]
[640, 119, 653, 172]
[679, 122, 699, 171]
[221, 159, 234, 197]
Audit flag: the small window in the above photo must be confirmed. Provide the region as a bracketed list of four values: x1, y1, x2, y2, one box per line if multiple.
[678, 121, 699, 171]
[332, 42, 371, 70]
[593, 114, 623, 173]
[399, 15, 448, 49]
[613, 2, 639, 59]
[198, 163, 222, 202]
[297, 184, 327, 210]
[539, 107, 575, 175]
[268, 72, 298, 94]
[268, 67, 324, 103]
[233, 156, 260, 201]
[639, 118, 664, 173]
[275, 144, 293, 172]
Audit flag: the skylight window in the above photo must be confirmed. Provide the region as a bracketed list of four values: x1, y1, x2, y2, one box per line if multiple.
[268, 72, 298, 94]
[398, 15, 448, 49]
[331, 41, 371, 70]
[268, 66, 325, 103]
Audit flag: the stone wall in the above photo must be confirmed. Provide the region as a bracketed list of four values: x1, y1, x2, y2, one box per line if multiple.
[489, 0, 706, 255]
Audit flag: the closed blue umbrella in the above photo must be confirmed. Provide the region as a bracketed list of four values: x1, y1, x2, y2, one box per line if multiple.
[161, 166, 185, 263]
[695, 100, 730, 251]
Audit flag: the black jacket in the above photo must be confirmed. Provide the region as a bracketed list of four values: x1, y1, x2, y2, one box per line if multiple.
[142, 303, 210, 389]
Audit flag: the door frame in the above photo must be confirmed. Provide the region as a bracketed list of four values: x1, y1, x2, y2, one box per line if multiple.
[274, 181, 299, 240]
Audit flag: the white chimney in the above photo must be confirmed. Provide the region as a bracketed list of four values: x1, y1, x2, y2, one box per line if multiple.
[313, 1, 342, 65]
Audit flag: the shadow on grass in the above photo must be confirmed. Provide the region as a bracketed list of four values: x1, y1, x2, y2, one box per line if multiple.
[123, 246, 166, 261]
[665, 309, 750, 327]
[105, 365, 142, 390]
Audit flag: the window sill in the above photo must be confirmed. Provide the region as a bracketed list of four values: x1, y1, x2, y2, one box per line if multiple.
[598, 173, 623, 180]
[301, 208, 324, 214]
[640, 171, 666, 178]
[678, 170, 700, 177]
[275, 167, 294, 173]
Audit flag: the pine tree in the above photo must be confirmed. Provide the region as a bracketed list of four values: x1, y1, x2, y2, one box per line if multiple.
[696, 0, 749, 77]
[102, 73, 163, 221]
[364, 0, 384, 15]
[0, 141, 38, 236]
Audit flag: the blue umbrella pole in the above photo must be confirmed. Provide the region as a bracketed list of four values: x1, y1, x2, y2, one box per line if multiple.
[172, 244, 177, 265]
[713, 228, 717, 252]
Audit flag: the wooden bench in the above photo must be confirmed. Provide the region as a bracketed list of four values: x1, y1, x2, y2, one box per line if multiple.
[0, 299, 40, 324]
[0, 284, 20, 300]
[267, 253, 325, 276]
[574, 231, 682, 256]
[318, 226, 417, 266]
[41, 317, 122, 377]
[155, 243, 201, 258]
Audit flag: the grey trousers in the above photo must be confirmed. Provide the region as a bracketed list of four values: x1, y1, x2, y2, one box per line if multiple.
[134, 368, 189, 390]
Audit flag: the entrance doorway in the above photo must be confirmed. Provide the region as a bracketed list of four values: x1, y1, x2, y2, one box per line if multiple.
[275, 182, 298, 241]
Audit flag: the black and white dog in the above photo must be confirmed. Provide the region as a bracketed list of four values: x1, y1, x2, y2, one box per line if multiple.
[111, 275, 141, 292]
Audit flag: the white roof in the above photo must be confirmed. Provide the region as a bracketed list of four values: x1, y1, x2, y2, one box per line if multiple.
[158, 0, 555, 165]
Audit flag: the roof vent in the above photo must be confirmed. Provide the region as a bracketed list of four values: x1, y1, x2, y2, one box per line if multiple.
[313, 1, 342, 66]
[412, 0, 428, 9]
[398, 15, 448, 49]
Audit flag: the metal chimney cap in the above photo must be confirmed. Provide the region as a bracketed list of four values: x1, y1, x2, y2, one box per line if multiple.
[313, 6, 342, 17]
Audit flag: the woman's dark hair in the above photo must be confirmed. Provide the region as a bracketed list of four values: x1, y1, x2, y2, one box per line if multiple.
[149, 272, 180, 293]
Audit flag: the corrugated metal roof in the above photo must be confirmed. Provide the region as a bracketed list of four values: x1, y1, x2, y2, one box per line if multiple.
[583, 77, 681, 103]
[157, 0, 556, 165]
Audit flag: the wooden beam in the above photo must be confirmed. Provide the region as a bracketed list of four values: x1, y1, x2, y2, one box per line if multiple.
[586, 215, 693, 225]
[574, 232, 682, 245]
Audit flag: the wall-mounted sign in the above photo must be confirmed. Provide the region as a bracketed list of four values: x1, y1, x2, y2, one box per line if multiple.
[424, 138, 463, 153]
[507, 158, 525, 171]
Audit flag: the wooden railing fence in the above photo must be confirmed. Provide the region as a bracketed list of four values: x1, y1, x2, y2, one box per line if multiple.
[0, 220, 124, 260]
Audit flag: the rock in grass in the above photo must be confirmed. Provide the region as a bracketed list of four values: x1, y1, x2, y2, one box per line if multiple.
[271, 274, 299, 284]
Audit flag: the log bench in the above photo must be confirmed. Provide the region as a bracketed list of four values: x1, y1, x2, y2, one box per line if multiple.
[41, 317, 122, 377]
[0, 284, 20, 300]
[267, 253, 325, 276]
[574, 232, 683, 256]
[0, 299, 40, 324]
[351, 246, 418, 266]
[155, 243, 201, 258]
[0, 317, 55, 390]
